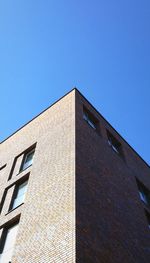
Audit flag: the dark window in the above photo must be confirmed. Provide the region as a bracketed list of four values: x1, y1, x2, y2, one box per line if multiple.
[83, 107, 98, 130]
[9, 179, 28, 211]
[0, 222, 19, 262]
[145, 210, 150, 229]
[107, 131, 123, 156]
[136, 179, 150, 206]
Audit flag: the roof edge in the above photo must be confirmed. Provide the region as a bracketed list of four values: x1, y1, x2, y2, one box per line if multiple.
[75, 88, 150, 168]
[0, 87, 76, 145]
[1, 87, 149, 168]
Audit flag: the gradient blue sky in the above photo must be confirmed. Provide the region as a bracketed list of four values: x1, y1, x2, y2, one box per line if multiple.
[0, 1, 150, 165]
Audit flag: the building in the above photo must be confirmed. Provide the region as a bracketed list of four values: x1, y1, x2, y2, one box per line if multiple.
[0, 88, 150, 263]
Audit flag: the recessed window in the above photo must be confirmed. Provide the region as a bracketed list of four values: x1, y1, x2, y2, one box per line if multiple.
[9, 180, 28, 211]
[145, 210, 150, 229]
[83, 107, 98, 130]
[136, 179, 150, 206]
[20, 149, 35, 172]
[107, 131, 123, 156]
[0, 222, 19, 262]
[8, 143, 36, 180]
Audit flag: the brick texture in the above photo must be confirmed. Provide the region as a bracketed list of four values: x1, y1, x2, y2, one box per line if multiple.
[0, 90, 75, 263]
[76, 90, 150, 263]
[0, 89, 150, 263]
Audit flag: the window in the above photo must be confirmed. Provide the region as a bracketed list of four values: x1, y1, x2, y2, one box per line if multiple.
[136, 179, 150, 206]
[145, 210, 150, 229]
[20, 149, 35, 172]
[107, 131, 123, 156]
[0, 222, 19, 263]
[9, 180, 28, 211]
[8, 143, 36, 180]
[83, 107, 98, 130]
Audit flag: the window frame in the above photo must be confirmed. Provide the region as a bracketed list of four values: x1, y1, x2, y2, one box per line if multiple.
[19, 148, 35, 172]
[136, 179, 150, 207]
[8, 175, 29, 213]
[107, 130, 124, 158]
[83, 106, 100, 132]
[0, 218, 20, 262]
[8, 143, 36, 180]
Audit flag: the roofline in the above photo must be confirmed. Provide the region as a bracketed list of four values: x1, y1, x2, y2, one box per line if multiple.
[0, 87, 149, 168]
[0, 87, 76, 145]
[75, 88, 150, 168]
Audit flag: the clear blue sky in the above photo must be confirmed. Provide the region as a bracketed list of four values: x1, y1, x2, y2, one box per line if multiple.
[0, 0, 150, 165]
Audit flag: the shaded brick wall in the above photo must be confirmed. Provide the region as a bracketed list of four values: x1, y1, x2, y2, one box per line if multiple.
[76, 90, 150, 263]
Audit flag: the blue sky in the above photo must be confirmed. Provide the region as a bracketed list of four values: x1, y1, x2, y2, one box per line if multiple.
[0, 0, 150, 165]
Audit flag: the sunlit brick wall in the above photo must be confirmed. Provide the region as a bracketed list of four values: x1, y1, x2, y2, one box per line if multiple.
[0, 90, 75, 263]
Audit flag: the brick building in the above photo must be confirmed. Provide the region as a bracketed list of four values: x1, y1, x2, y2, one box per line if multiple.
[0, 88, 150, 263]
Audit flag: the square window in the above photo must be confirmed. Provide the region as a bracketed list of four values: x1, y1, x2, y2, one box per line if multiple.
[83, 107, 98, 131]
[136, 179, 150, 206]
[107, 130, 123, 157]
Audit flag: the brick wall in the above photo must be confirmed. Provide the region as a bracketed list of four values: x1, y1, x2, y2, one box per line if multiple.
[0, 88, 150, 263]
[76, 90, 150, 263]
[0, 90, 75, 263]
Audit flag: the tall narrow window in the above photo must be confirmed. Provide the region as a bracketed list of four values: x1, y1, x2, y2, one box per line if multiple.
[0, 222, 19, 263]
[9, 180, 28, 211]
[107, 130, 123, 157]
[20, 149, 35, 172]
[136, 179, 150, 206]
[83, 107, 98, 131]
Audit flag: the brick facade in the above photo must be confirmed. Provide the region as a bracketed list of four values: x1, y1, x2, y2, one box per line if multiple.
[0, 90, 75, 263]
[76, 90, 150, 263]
[0, 89, 150, 262]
